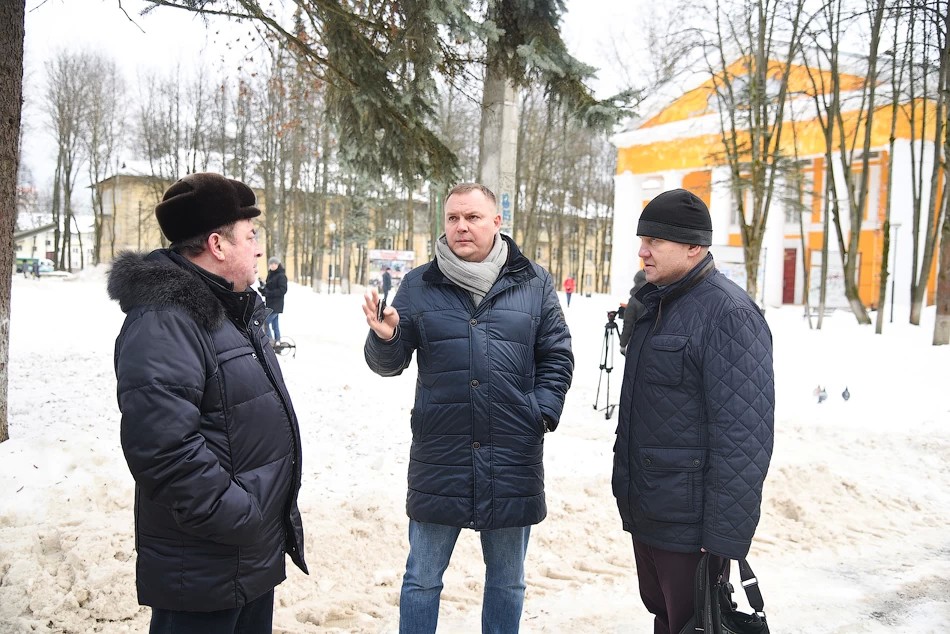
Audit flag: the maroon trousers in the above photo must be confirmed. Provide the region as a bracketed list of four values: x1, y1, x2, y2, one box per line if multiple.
[633, 539, 730, 634]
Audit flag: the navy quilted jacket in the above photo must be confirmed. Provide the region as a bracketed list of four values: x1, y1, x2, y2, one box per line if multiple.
[364, 236, 573, 530]
[612, 253, 773, 559]
[109, 250, 307, 611]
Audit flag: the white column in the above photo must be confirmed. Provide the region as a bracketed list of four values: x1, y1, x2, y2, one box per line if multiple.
[611, 172, 641, 297]
[709, 166, 732, 246]
[762, 195, 786, 308]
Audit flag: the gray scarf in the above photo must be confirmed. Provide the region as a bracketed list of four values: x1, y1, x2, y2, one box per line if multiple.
[435, 234, 509, 306]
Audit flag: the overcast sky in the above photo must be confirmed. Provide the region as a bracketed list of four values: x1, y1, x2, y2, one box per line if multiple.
[21, 0, 645, 192]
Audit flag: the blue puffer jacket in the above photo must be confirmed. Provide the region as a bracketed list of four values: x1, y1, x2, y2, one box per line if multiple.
[612, 253, 773, 559]
[365, 236, 573, 530]
[109, 250, 307, 611]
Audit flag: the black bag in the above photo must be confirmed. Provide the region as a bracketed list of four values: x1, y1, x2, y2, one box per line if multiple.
[678, 553, 770, 634]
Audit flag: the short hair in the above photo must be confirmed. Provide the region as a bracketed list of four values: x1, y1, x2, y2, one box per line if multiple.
[445, 183, 497, 208]
[171, 222, 236, 258]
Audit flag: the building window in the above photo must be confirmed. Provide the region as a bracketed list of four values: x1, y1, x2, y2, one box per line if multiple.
[586, 249, 593, 261]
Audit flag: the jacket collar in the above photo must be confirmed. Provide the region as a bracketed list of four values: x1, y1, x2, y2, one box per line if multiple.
[107, 249, 263, 331]
[637, 252, 716, 313]
[168, 251, 263, 328]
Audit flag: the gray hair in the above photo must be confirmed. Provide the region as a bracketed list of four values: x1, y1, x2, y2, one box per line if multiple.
[171, 222, 236, 257]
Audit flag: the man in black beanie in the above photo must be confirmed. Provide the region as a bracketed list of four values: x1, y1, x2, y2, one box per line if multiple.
[611, 188, 774, 634]
[107, 173, 307, 633]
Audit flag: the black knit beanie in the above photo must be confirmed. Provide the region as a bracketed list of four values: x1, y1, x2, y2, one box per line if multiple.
[637, 189, 712, 246]
[155, 173, 261, 244]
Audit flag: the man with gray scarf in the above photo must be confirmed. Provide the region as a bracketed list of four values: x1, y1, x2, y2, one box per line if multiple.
[362, 183, 573, 633]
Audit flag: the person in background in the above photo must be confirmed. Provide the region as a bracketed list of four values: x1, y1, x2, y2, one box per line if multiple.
[563, 275, 575, 307]
[612, 188, 774, 634]
[259, 256, 288, 344]
[362, 182, 574, 634]
[381, 265, 393, 304]
[618, 269, 647, 356]
[108, 172, 307, 634]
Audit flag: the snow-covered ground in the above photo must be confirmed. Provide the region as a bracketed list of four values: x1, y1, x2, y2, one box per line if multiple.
[1, 266, 949, 633]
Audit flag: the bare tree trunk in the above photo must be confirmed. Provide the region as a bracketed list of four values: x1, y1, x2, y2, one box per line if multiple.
[477, 35, 519, 237]
[0, 0, 25, 443]
[910, 2, 948, 324]
[875, 19, 908, 334]
[936, 4, 950, 343]
[935, 210, 950, 344]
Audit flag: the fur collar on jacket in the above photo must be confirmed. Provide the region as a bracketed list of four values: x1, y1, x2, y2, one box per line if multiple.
[107, 250, 226, 331]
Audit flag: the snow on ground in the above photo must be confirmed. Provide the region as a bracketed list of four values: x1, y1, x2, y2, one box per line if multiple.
[1, 266, 949, 633]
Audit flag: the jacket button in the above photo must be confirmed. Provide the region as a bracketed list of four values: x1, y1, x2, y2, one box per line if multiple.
[472, 442, 480, 449]
[254, 320, 260, 326]
[469, 521, 475, 527]
[693, 459, 701, 467]
[252, 353, 257, 359]
[471, 379, 479, 387]
[644, 458, 652, 466]
[470, 319, 477, 326]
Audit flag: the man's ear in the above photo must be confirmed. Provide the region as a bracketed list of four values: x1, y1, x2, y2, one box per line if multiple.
[207, 233, 228, 262]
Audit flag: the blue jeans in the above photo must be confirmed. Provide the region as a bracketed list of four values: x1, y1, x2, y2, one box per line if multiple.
[399, 520, 531, 634]
[265, 312, 281, 342]
[149, 589, 273, 633]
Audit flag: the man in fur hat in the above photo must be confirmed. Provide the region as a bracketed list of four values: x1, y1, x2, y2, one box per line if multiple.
[612, 189, 774, 634]
[108, 173, 307, 633]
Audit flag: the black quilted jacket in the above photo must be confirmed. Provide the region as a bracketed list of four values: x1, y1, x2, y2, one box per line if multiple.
[260, 265, 287, 313]
[364, 236, 574, 530]
[108, 250, 307, 611]
[612, 253, 773, 559]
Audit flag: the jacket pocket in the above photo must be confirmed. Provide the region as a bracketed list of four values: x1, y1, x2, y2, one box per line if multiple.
[638, 446, 705, 523]
[527, 391, 544, 436]
[410, 388, 430, 439]
[641, 334, 689, 386]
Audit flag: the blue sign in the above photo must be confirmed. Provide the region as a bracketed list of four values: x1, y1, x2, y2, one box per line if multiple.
[501, 193, 511, 210]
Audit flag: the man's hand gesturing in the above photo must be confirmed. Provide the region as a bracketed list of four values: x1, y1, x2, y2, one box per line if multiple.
[363, 288, 399, 341]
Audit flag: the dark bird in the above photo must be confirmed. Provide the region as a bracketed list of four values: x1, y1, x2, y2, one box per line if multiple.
[842, 387, 850, 401]
[818, 386, 827, 404]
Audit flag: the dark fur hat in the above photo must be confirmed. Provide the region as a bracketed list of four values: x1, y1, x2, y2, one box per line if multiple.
[637, 188, 712, 246]
[155, 173, 261, 243]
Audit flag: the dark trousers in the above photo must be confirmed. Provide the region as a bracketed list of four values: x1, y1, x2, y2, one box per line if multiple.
[149, 589, 274, 634]
[633, 539, 729, 634]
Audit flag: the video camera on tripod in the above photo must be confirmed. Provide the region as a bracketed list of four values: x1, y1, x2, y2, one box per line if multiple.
[593, 308, 621, 419]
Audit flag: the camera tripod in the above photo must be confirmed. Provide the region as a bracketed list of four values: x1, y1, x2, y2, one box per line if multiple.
[594, 313, 619, 419]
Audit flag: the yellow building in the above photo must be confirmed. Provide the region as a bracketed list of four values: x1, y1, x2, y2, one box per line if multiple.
[94, 173, 430, 287]
[611, 58, 943, 310]
[96, 174, 172, 259]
